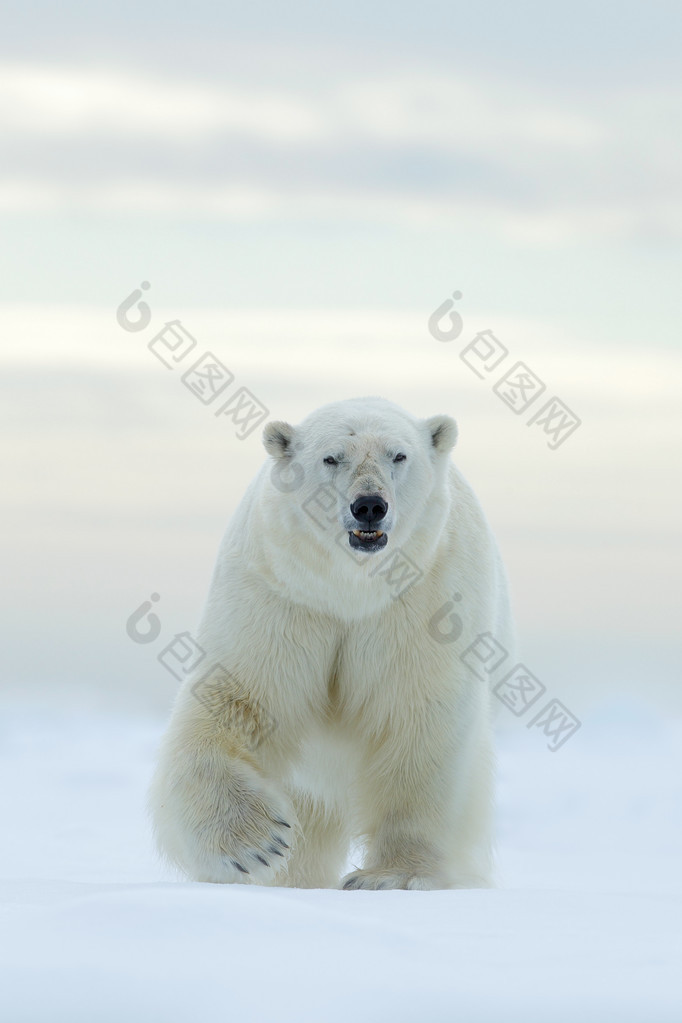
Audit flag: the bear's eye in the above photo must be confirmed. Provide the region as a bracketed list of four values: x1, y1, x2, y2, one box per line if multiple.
[323, 456, 338, 466]
[393, 453, 407, 463]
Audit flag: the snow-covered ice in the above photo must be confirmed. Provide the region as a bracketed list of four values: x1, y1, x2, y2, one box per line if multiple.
[0, 701, 680, 1022]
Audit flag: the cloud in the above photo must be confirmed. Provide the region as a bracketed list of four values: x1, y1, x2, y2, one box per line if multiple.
[0, 61, 680, 244]
[0, 61, 602, 150]
[0, 63, 323, 142]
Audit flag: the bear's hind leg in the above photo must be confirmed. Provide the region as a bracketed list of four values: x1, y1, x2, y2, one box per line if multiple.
[340, 698, 494, 891]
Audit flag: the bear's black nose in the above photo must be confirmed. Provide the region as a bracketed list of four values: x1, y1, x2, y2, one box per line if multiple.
[350, 494, 388, 528]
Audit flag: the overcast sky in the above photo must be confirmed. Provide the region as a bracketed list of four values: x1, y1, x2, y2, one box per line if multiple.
[1, 2, 680, 716]
[0, 0, 680, 341]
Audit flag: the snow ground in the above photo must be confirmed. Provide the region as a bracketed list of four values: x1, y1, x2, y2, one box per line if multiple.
[0, 701, 680, 1022]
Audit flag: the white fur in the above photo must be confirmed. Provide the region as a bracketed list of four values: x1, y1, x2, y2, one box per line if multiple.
[149, 397, 514, 889]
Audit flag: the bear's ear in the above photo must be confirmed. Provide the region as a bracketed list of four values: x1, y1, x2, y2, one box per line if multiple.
[263, 420, 296, 458]
[425, 414, 458, 453]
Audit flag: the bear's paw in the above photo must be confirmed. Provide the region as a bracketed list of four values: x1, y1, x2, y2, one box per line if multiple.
[340, 868, 445, 891]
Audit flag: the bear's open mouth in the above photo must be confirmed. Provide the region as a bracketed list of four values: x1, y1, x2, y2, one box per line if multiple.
[348, 529, 388, 552]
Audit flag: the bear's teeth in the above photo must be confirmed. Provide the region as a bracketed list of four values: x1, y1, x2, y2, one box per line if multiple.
[352, 530, 384, 539]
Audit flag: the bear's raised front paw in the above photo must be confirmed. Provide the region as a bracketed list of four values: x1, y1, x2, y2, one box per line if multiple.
[153, 758, 297, 885]
[198, 780, 295, 884]
[215, 821, 293, 885]
[340, 869, 444, 891]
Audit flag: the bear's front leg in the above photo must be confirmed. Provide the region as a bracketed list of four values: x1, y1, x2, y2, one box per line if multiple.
[341, 694, 494, 891]
[148, 692, 297, 884]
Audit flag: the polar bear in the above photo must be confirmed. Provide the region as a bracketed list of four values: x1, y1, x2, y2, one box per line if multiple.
[149, 396, 513, 890]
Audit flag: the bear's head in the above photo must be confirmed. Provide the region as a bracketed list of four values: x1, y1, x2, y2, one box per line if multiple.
[262, 397, 457, 568]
